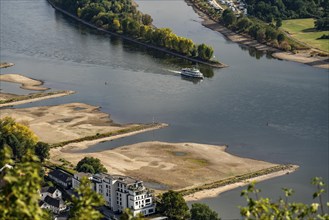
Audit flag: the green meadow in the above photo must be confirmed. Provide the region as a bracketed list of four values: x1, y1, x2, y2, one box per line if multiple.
[281, 18, 329, 52]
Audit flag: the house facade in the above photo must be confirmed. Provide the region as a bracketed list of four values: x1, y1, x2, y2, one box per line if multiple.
[72, 173, 156, 217]
[39, 186, 66, 214]
[40, 186, 62, 200]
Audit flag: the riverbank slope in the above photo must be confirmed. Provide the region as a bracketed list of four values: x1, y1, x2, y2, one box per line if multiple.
[186, 0, 329, 69]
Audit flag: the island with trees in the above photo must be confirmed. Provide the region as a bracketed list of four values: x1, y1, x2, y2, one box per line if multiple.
[47, 0, 227, 68]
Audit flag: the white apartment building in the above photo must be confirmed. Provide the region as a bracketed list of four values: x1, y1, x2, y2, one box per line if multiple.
[72, 173, 156, 217]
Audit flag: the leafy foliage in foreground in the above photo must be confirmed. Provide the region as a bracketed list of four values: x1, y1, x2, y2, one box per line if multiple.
[69, 177, 105, 220]
[0, 117, 50, 162]
[240, 177, 329, 219]
[0, 117, 38, 160]
[119, 208, 145, 220]
[0, 146, 51, 220]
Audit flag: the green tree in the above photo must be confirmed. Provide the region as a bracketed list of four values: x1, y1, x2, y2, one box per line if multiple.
[0, 146, 50, 220]
[236, 17, 253, 31]
[157, 190, 190, 220]
[142, 14, 153, 26]
[315, 17, 329, 31]
[277, 33, 286, 43]
[76, 156, 107, 174]
[265, 26, 278, 41]
[222, 9, 237, 27]
[0, 117, 38, 160]
[112, 19, 121, 31]
[119, 208, 145, 220]
[79, 163, 95, 174]
[197, 44, 214, 60]
[69, 177, 105, 220]
[34, 141, 50, 162]
[190, 203, 220, 220]
[240, 178, 329, 219]
[276, 19, 282, 28]
[256, 28, 266, 42]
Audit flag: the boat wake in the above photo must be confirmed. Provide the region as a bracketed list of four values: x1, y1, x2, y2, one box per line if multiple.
[166, 69, 181, 75]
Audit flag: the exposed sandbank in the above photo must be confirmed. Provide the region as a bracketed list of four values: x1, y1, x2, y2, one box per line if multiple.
[184, 164, 298, 201]
[0, 62, 14, 68]
[0, 74, 49, 91]
[272, 51, 329, 69]
[187, 0, 329, 69]
[50, 141, 293, 195]
[0, 90, 75, 108]
[0, 103, 167, 144]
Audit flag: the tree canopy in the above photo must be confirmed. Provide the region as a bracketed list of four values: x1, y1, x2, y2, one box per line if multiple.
[0, 117, 38, 160]
[190, 203, 220, 220]
[76, 156, 107, 174]
[157, 190, 190, 220]
[245, 0, 328, 22]
[35, 141, 50, 162]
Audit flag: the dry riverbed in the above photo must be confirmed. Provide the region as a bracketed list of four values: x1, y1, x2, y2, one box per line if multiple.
[50, 141, 297, 197]
[0, 73, 74, 107]
[0, 73, 49, 91]
[0, 103, 166, 144]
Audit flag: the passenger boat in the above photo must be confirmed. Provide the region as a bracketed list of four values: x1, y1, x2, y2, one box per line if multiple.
[180, 68, 204, 79]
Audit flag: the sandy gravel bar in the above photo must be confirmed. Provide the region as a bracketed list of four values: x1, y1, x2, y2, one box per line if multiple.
[0, 62, 14, 68]
[0, 91, 75, 107]
[183, 164, 298, 201]
[0, 102, 152, 144]
[0, 74, 49, 91]
[272, 51, 329, 69]
[50, 141, 284, 192]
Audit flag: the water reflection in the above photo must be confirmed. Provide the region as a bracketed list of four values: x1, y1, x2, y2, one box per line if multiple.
[199, 66, 214, 78]
[238, 44, 274, 60]
[180, 75, 203, 84]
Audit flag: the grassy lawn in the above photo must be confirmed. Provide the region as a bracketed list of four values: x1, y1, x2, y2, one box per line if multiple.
[281, 18, 329, 52]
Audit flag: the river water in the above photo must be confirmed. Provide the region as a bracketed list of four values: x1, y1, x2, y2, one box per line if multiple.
[1, 0, 328, 218]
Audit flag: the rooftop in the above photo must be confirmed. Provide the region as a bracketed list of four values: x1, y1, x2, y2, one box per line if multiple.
[41, 186, 58, 194]
[48, 169, 72, 182]
[44, 195, 62, 208]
